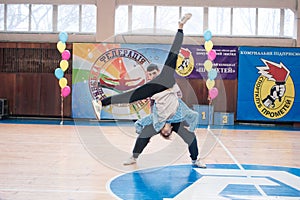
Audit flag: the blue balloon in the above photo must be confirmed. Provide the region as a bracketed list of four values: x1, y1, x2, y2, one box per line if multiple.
[203, 30, 212, 41]
[59, 32, 68, 43]
[54, 68, 64, 80]
[208, 68, 217, 80]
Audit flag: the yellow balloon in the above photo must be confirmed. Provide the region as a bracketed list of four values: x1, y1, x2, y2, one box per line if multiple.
[59, 77, 68, 89]
[204, 60, 213, 71]
[57, 41, 66, 53]
[204, 40, 213, 52]
[60, 60, 69, 72]
[206, 79, 215, 90]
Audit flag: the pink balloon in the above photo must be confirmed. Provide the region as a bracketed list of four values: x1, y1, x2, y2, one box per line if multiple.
[62, 50, 71, 60]
[209, 87, 218, 100]
[61, 86, 71, 97]
[208, 50, 216, 61]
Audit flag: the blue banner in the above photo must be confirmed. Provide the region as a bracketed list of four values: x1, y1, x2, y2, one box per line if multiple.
[237, 46, 300, 122]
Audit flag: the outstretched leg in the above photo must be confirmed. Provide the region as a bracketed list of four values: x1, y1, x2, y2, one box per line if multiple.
[93, 14, 191, 120]
[92, 29, 183, 120]
[101, 30, 183, 106]
[100, 14, 192, 107]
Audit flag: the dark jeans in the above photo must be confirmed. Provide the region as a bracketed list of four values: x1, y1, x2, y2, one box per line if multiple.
[132, 122, 199, 161]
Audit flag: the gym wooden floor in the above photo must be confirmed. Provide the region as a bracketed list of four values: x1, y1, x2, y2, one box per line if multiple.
[0, 121, 299, 200]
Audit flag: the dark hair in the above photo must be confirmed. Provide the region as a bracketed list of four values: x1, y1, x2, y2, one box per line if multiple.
[147, 64, 159, 72]
[160, 132, 172, 140]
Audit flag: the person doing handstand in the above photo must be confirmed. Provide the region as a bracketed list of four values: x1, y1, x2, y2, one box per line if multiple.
[92, 13, 206, 168]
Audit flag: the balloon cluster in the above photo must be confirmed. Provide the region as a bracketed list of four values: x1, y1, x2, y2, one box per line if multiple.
[203, 30, 218, 101]
[55, 32, 71, 98]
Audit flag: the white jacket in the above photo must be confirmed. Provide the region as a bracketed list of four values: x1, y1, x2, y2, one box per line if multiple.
[151, 84, 181, 122]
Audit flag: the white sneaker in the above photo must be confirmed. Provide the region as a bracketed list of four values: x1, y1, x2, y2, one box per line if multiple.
[123, 156, 137, 165]
[192, 159, 206, 168]
[179, 13, 192, 25]
[92, 100, 102, 120]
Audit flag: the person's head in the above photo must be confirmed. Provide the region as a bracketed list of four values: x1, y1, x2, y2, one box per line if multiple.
[146, 64, 160, 81]
[160, 123, 173, 139]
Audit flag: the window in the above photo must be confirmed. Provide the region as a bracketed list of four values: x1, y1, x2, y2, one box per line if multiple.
[284, 9, 294, 37]
[115, 5, 128, 34]
[132, 6, 154, 32]
[0, 4, 4, 30]
[232, 8, 256, 36]
[182, 7, 203, 35]
[31, 4, 53, 32]
[58, 5, 79, 32]
[208, 7, 231, 35]
[115, 5, 294, 38]
[0, 3, 295, 39]
[7, 4, 29, 31]
[1, 3, 96, 34]
[156, 6, 179, 32]
[81, 5, 96, 33]
[258, 8, 280, 36]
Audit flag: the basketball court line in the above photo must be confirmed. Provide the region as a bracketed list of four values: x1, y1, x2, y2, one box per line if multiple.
[206, 126, 268, 197]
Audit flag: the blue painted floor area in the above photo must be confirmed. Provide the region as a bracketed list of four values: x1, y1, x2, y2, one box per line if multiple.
[109, 164, 300, 200]
[1, 117, 299, 131]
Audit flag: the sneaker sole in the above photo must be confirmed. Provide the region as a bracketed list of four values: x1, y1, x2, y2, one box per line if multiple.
[123, 161, 136, 165]
[194, 164, 207, 168]
[179, 13, 192, 24]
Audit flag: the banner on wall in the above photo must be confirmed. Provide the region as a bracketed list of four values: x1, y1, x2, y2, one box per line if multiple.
[237, 46, 300, 122]
[72, 43, 238, 119]
[176, 45, 238, 80]
[72, 43, 171, 119]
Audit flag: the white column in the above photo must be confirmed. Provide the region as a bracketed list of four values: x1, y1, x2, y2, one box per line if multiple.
[96, 0, 116, 42]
